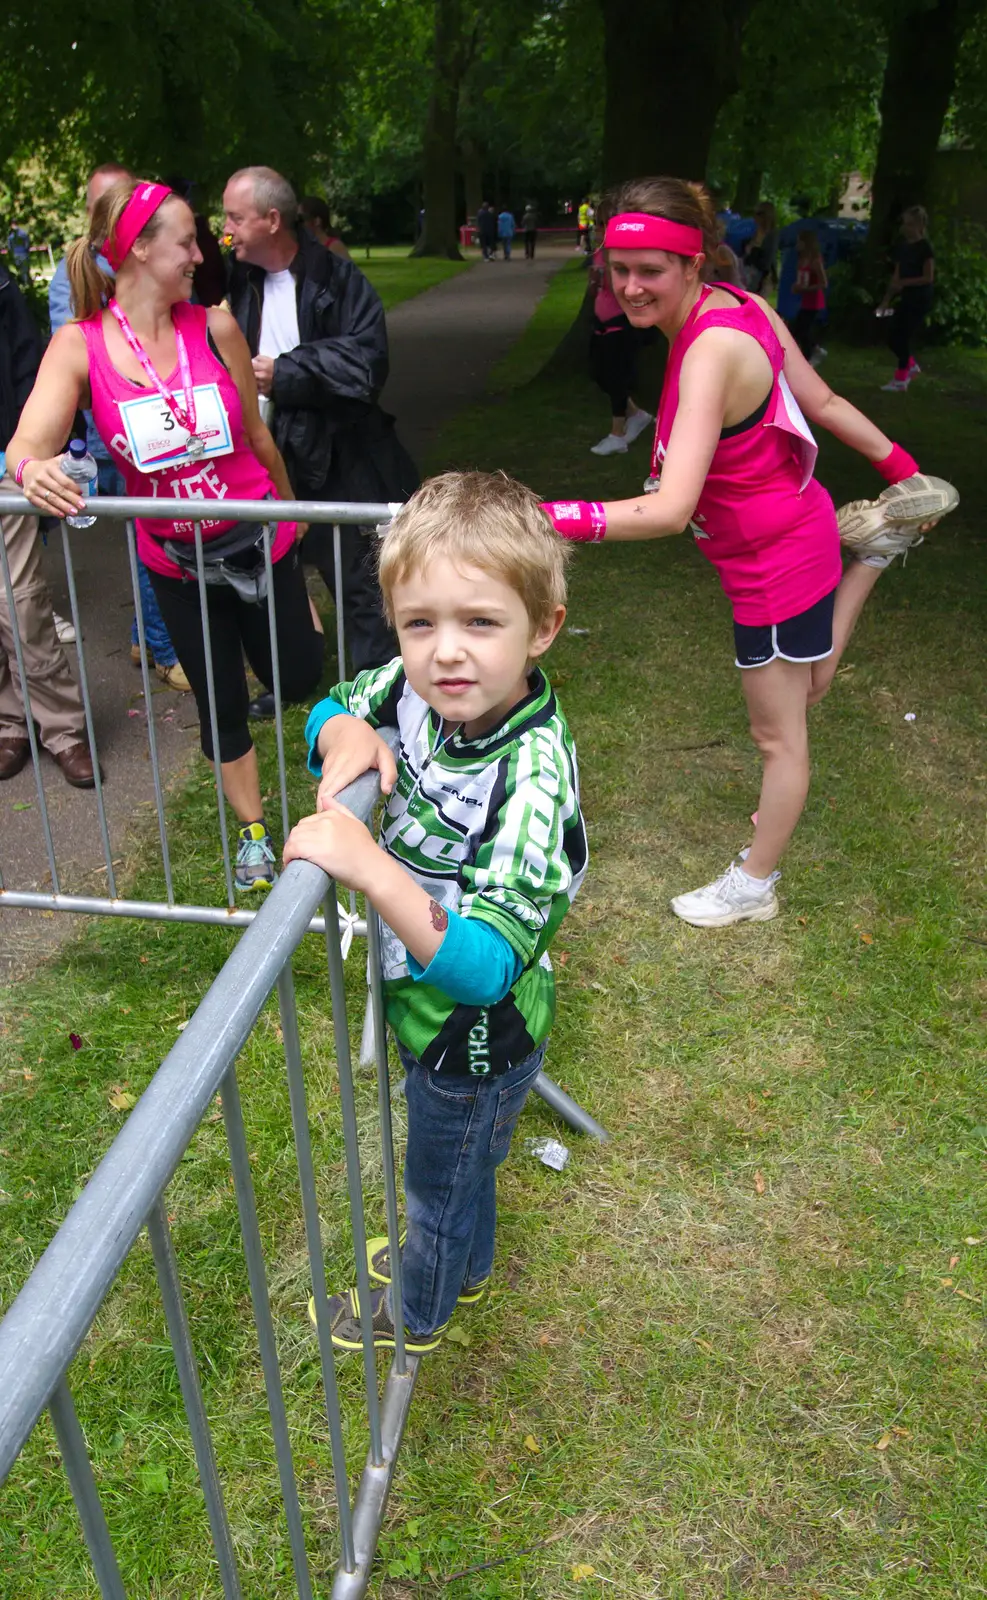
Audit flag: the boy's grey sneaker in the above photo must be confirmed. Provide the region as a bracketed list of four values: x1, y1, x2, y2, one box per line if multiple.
[308, 1284, 447, 1354]
[671, 859, 780, 927]
[837, 473, 959, 562]
[235, 822, 276, 893]
[365, 1234, 490, 1306]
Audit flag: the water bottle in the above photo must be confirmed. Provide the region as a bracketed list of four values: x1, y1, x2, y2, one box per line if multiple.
[60, 439, 98, 528]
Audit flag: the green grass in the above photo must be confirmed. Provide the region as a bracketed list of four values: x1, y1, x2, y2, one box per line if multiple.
[358, 251, 471, 312]
[2, 281, 987, 1599]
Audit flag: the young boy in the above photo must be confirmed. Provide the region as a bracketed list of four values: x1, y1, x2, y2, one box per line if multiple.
[283, 471, 587, 1354]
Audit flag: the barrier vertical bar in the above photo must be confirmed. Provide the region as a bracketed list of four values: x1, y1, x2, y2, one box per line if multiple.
[219, 1062, 314, 1600]
[60, 522, 116, 895]
[146, 1201, 243, 1600]
[331, 525, 346, 681]
[125, 523, 175, 905]
[193, 527, 235, 906]
[48, 1379, 127, 1600]
[365, 909, 406, 1375]
[275, 964, 357, 1574]
[0, 519, 60, 891]
[322, 891, 383, 1467]
[262, 522, 290, 848]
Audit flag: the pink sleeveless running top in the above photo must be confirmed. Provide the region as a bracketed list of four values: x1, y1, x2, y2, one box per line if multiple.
[652, 283, 841, 626]
[79, 301, 295, 580]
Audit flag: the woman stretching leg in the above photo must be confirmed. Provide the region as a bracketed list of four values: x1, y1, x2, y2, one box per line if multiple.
[539, 177, 956, 927]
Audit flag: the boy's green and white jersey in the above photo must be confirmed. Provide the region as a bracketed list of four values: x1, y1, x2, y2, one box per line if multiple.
[314, 657, 587, 1075]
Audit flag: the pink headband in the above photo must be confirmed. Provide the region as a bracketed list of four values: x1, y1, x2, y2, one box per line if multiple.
[603, 212, 703, 256]
[104, 182, 172, 273]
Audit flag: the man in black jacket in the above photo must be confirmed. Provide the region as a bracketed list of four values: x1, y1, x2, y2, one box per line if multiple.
[224, 166, 418, 680]
[0, 266, 94, 786]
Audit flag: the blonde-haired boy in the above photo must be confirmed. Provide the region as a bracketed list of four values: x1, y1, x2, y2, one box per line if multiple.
[285, 471, 587, 1353]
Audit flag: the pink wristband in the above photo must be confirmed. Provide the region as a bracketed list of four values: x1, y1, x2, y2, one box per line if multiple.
[539, 500, 607, 542]
[14, 457, 33, 487]
[875, 443, 919, 485]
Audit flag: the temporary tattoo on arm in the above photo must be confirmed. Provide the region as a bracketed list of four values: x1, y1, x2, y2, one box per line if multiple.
[634, 503, 645, 514]
[428, 898, 449, 932]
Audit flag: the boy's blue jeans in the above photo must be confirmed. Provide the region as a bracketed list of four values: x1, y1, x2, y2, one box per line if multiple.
[394, 1039, 547, 1337]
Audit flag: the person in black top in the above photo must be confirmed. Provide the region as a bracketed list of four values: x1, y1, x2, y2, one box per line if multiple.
[878, 206, 934, 392]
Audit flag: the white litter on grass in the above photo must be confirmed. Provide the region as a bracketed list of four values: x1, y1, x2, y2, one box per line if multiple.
[567, 627, 590, 636]
[525, 1136, 569, 1171]
[904, 713, 917, 722]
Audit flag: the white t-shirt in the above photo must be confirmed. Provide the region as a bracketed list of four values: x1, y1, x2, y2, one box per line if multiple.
[258, 269, 300, 423]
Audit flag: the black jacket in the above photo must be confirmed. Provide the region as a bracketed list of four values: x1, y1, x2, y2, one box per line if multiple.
[228, 234, 418, 503]
[0, 266, 41, 452]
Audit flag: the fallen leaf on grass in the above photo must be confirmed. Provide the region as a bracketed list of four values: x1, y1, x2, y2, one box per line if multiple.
[522, 1435, 540, 1454]
[875, 1432, 893, 1451]
[949, 1254, 960, 1269]
[965, 1237, 982, 1246]
[892, 1426, 912, 1439]
[571, 1564, 597, 1581]
[445, 1325, 470, 1347]
[940, 1277, 953, 1287]
[22, 1069, 34, 1082]
[860, 933, 874, 945]
[108, 1087, 136, 1112]
[754, 1171, 766, 1195]
[12, 801, 32, 811]
[953, 1288, 978, 1302]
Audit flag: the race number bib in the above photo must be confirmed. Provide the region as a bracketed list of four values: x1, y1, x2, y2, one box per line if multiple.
[118, 383, 234, 474]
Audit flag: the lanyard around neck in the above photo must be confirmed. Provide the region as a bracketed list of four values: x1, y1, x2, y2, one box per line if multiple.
[109, 300, 199, 442]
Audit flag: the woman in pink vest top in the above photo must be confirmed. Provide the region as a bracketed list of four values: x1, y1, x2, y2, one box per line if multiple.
[9, 178, 325, 893]
[540, 177, 956, 929]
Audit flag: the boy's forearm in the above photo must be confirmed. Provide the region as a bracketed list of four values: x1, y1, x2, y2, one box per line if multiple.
[362, 850, 446, 968]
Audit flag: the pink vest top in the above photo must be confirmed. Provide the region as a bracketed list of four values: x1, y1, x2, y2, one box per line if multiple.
[652, 284, 841, 626]
[79, 301, 295, 580]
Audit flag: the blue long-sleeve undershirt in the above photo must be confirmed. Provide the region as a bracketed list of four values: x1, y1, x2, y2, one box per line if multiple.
[303, 696, 522, 1005]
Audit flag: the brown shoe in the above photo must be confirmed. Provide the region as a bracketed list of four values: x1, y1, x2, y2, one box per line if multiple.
[0, 738, 31, 780]
[52, 742, 98, 789]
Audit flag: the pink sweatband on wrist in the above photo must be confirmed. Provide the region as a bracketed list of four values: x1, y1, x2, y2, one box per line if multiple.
[539, 501, 607, 542]
[875, 442, 919, 484]
[14, 457, 33, 487]
[603, 212, 704, 256]
[105, 182, 172, 273]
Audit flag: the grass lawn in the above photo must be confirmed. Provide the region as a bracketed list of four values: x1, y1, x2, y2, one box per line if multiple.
[357, 250, 472, 312]
[2, 272, 986, 1599]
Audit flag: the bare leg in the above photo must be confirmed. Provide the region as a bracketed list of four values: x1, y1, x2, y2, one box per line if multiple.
[808, 560, 883, 705]
[740, 658, 813, 879]
[221, 746, 264, 824]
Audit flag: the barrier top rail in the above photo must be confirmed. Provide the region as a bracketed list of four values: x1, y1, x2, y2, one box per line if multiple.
[0, 494, 397, 525]
[0, 755, 387, 1481]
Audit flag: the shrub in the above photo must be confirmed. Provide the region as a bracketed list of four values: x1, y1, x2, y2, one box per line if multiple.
[927, 219, 987, 347]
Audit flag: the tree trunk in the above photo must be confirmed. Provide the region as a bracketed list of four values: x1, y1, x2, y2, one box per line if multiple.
[599, 0, 752, 188]
[412, 0, 468, 259]
[864, 0, 966, 275]
[461, 135, 484, 222]
[733, 167, 763, 214]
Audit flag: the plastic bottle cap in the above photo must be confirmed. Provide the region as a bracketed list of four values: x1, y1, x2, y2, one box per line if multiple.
[68, 439, 87, 458]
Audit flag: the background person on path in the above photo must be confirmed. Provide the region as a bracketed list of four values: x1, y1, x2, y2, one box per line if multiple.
[587, 247, 654, 457]
[285, 471, 585, 1354]
[740, 202, 778, 293]
[791, 230, 828, 365]
[539, 177, 956, 928]
[49, 162, 189, 691]
[476, 202, 497, 261]
[6, 224, 31, 287]
[11, 178, 324, 891]
[521, 201, 539, 260]
[0, 263, 95, 787]
[577, 198, 594, 254]
[224, 165, 417, 688]
[497, 206, 516, 260]
[878, 206, 934, 393]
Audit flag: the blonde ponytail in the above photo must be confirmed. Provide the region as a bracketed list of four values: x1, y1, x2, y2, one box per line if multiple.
[65, 235, 114, 321]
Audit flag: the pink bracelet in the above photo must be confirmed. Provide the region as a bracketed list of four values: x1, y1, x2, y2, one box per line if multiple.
[539, 500, 607, 542]
[874, 443, 919, 485]
[14, 457, 33, 487]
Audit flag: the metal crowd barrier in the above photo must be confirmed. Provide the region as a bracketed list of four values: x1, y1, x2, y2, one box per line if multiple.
[0, 493, 392, 938]
[0, 747, 605, 1597]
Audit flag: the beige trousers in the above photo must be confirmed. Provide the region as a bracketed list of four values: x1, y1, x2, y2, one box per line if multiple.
[0, 474, 85, 755]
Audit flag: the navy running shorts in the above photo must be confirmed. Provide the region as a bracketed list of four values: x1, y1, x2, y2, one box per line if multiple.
[733, 587, 837, 670]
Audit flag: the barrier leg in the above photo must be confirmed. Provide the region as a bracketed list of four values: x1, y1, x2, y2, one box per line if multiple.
[532, 1072, 609, 1142]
